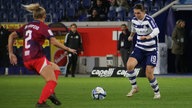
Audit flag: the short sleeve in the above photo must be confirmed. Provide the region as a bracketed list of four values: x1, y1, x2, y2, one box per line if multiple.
[41, 25, 54, 39]
[131, 20, 136, 33]
[16, 25, 25, 38]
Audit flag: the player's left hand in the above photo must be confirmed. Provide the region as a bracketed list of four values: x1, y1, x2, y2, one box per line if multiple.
[140, 36, 151, 40]
[9, 53, 17, 65]
[68, 48, 77, 54]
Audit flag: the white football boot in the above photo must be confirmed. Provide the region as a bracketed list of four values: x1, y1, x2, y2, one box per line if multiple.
[126, 87, 139, 97]
[153, 92, 161, 99]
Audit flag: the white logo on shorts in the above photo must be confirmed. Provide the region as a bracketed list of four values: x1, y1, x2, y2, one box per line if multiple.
[131, 51, 134, 54]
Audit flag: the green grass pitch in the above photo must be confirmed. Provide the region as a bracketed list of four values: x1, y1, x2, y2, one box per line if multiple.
[0, 76, 192, 108]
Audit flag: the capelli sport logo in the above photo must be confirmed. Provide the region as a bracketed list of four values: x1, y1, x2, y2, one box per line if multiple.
[54, 49, 68, 66]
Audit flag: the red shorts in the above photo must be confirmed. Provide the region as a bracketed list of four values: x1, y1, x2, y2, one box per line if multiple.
[24, 57, 51, 74]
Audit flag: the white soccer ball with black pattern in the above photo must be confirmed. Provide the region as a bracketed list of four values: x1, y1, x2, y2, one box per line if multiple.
[92, 87, 106, 100]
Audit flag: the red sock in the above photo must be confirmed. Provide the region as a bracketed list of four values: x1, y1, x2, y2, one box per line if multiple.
[38, 80, 57, 104]
[54, 70, 61, 80]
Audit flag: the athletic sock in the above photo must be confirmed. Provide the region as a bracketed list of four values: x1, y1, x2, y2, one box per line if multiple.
[127, 70, 137, 89]
[54, 70, 61, 80]
[149, 77, 160, 93]
[38, 80, 57, 104]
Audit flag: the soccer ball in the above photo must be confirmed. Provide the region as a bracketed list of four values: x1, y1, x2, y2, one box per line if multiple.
[92, 87, 106, 100]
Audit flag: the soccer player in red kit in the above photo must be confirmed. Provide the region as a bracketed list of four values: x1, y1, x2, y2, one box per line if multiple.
[8, 3, 76, 108]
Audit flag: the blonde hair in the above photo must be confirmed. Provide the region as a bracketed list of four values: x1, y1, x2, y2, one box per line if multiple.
[22, 3, 46, 19]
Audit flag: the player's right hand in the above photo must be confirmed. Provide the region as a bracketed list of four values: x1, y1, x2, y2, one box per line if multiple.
[9, 53, 17, 65]
[68, 48, 77, 54]
[128, 36, 133, 41]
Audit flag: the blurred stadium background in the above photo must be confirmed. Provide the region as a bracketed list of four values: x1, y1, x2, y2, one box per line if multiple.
[1, 0, 192, 108]
[1, 0, 192, 76]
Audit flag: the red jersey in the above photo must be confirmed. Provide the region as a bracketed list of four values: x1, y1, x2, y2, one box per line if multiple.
[16, 20, 54, 62]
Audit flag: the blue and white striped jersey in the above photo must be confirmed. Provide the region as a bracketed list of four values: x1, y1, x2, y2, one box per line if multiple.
[131, 14, 160, 51]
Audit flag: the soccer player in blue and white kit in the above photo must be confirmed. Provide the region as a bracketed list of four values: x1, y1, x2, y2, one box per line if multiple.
[126, 4, 161, 99]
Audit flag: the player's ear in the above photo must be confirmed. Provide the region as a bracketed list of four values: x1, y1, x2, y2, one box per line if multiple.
[43, 14, 46, 20]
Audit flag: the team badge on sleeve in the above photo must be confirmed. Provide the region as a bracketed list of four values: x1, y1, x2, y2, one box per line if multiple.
[48, 29, 53, 36]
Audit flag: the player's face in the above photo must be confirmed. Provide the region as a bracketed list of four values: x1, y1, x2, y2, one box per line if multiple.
[71, 26, 77, 33]
[134, 9, 145, 20]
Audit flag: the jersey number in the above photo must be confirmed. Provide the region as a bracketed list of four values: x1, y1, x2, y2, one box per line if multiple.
[150, 55, 157, 64]
[24, 30, 32, 56]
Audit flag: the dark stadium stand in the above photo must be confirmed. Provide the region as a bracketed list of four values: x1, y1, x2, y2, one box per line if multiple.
[0, 0, 176, 22]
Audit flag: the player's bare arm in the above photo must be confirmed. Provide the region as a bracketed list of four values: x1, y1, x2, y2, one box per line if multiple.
[50, 37, 77, 54]
[8, 31, 18, 65]
[128, 32, 135, 41]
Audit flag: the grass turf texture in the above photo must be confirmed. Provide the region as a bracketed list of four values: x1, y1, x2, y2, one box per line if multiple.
[0, 76, 192, 108]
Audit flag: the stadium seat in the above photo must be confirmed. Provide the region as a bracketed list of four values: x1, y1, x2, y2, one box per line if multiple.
[151, 6, 160, 12]
[7, 2, 16, 10]
[0, 3, 7, 11]
[45, 14, 52, 22]
[124, 16, 132, 21]
[146, 0, 154, 7]
[164, 0, 174, 6]
[46, 9, 54, 15]
[0, 13, 2, 22]
[33, 0, 42, 3]
[124, 11, 134, 21]
[144, 1, 152, 12]
[55, 9, 65, 20]
[66, 8, 75, 18]
[109, 6, 116, 11]
[65, 0, 72, 8]
[128, 10, 134, 17]
[52, 13, 59, 22]
[82, 0, 92, 9]
[133, 0, 144, 5]
[108, 10, 116, 21]
[1, 13, 9, 22]
[115, 6, 127, 21]
[26, 14, 34, 22]
[78, 13, 88, 21]
[47, 3, 55, 11]
[154, 0, 163, 9]
[19, 15, 26, 22]
[60, 0, 67, 4]
[56, 1, 65, 9]
[17, 9, 27, 22]
[148, 9, 158, 15]
[25, 0, 33, 4]
[73, 0, 81, 10]
[115, 12, 125, 21]
[9, 12, 19, 22]
[127, 0, 133, 5]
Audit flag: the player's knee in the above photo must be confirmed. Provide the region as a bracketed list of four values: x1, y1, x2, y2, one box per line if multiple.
[126, 58, 137, 71]
[46, 77, 57, 83]
[51, 62, 60, 70]
[145, 68, 154, 80]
